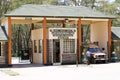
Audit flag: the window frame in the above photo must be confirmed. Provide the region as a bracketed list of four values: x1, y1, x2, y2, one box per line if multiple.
[34, 40, 37, 53]
[38, 40, 42, 53]
[63, 39, 75, 53]
[0, 42, 1, 56]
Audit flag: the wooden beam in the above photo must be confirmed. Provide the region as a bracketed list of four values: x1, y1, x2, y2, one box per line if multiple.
[77, 18, 82, 63]
[47, 20, 63, 23]
[11, 19, 40, 24]
[43, 17, 47, 65]
[8, 17, 12, 64]
[108, 19, 112, 61]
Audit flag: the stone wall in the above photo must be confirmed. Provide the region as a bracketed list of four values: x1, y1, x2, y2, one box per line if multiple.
[47, 39, 53, 64]
[0, 42, 8, 64]
[62, 53, 76, 64]
[0, 56, 5, 64]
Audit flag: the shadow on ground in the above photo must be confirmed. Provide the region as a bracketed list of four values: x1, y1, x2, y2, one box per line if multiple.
[11, 64, 44, 68]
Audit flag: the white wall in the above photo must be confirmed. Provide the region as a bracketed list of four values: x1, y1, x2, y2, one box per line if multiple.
[90, 21, 108, 50]
[31, 28, 43, 64]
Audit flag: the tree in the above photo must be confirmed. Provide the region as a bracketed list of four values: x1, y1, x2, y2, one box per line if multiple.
[80, 0, 96, 9]
[115, 0, 120, 3]
[96, 0, 120, 26]
[0, 0, 11, 16]
[12, 24, 32, 56]
[10, 0, 57, 10]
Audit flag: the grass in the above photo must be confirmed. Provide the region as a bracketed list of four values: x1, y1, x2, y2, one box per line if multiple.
[0, 69, 20, 76]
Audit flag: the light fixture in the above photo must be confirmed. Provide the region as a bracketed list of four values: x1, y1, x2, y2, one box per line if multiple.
[25, 17, 32, 20]
[65, 18, 69, 23]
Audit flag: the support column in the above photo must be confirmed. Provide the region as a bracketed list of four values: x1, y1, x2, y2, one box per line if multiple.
[31, 23, 34, 30]
[77, 18, 82, 63]
[63, 21, 65, 28]
[31, 23, 34, 63]
[108, 19, 112, 61]
[8, 17, 12, 64]
[43, 17, 47, 65]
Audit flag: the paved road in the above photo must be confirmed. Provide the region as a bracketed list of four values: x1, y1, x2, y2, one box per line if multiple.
[0, 62, 120, 80]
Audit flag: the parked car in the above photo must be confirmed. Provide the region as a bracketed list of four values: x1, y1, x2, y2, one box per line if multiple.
[85, 43, 107, 63]
[89, 47, 107, 63]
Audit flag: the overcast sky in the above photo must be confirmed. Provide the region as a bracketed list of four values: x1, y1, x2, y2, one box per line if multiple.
[96, 0, 115, 3]
[108, 0, 115, 3]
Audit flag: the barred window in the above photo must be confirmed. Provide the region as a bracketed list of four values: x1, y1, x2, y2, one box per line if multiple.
[63, 39, 75, 53]
[38, 40, 42, 53]
[0, 42, 1, 56]
[34, 40, 37, 53]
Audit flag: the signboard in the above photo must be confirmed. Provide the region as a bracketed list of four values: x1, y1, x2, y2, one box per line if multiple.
[48, 28, 77, 39]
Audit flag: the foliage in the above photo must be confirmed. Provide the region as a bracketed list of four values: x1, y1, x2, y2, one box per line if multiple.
[10, 0, 57, 10]
[72, 0, 120, 26]
[96, 1, 120, 26]
[12, 24, 31, 56]
[0, 0, 11, 16]
[80, 0, 96, 9]
[115, 0, 120, 3]
[0, 70, 19, 76]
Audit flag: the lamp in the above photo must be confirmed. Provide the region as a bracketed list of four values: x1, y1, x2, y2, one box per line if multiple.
[25, 17, 32, 20]
[65, 18, 69, 23]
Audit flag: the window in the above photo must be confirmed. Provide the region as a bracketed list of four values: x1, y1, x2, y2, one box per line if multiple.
[38, 40, 42, 53]
[34, 40, 37, 53]
[63, 39, 75, 53]
[0, 42, 1, 56]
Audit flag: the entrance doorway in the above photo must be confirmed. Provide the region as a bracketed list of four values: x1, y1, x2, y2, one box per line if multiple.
[12, 25, 31, 64]
[53, 39, 60, 63]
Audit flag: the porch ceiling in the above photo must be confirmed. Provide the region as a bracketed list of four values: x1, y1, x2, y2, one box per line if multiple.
[10, 17, 109, 24]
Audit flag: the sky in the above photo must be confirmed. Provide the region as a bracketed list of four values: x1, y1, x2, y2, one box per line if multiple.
[96, 0, 115, 2]
[60, 0, 116, 3]
[108, 0, 115, 3]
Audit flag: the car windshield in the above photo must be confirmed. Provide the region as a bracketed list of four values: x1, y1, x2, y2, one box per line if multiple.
[89, 48, 99, 52]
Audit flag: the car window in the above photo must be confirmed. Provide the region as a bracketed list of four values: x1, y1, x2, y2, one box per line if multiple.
[89, 48, 99, 52]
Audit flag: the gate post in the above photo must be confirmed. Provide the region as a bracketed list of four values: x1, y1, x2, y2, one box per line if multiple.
[77, 18, 82, 63]
[43, 17, 47, 65]
[8, 17, 12, 64]
[108, 19, 112, 61]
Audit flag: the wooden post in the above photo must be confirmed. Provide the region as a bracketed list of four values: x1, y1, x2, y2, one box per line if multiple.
[31, 23, 34, 30]
[108, 19, 112, 61]
[31, 23, 34, 63]
[43, 17, 47, 65]
[8, 17, 12, 64]
[63, 21, 65, 28]
[77, 18, 82, 63]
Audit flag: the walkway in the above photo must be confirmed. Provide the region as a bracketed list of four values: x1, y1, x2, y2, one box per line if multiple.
[0, 62, 120, 80]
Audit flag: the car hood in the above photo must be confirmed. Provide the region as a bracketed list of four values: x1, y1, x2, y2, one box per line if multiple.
[92, 52, 106, 55]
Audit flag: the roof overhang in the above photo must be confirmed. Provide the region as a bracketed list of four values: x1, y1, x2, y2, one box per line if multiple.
[6, 17, 109, 24]
[4, 5, 116, 24]
[4, 5, 116, 19]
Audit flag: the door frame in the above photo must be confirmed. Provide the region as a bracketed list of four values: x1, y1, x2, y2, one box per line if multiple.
[52, 39, 61, 64]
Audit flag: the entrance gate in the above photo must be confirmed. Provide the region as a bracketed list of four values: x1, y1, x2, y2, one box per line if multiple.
[53, 39, 60, 63]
